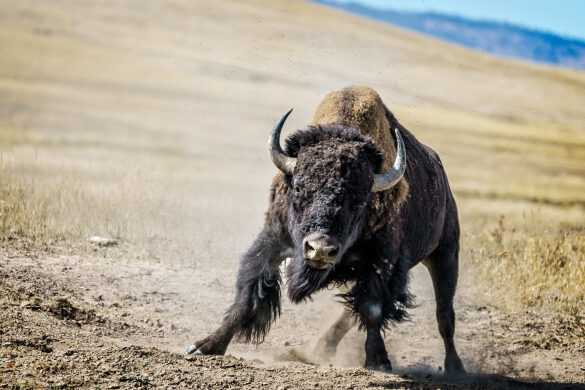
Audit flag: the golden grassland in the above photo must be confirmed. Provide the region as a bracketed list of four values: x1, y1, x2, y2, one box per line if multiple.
[1, 0, 584, 316]
[0, 161, 124, 251]
[468, 215, 585, 316]
[2, 117, 584, 317]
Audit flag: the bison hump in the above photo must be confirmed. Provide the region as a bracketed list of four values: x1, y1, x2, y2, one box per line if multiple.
[312, 86, 409, 218]
[312, 85, 396, 172]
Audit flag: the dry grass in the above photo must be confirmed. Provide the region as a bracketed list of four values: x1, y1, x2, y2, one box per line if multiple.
[0, 160, 126, 252]
[464, 215, 585, 316]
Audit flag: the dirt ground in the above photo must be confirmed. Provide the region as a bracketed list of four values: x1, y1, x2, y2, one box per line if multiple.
[1, 246, 584, 389]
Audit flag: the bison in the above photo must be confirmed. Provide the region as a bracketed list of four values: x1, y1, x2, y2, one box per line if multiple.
[186, 86, 465, 374]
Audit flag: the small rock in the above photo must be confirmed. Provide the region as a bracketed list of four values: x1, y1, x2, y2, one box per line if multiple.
[20, 300, 41, 310]
[88, 236, 118, 247]
[41, 344, 53, 353]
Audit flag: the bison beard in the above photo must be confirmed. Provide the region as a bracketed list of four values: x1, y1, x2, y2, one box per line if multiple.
[286, 254, 333, 303]
[285, 238, 414, 331]
[186, 86, 465, 375]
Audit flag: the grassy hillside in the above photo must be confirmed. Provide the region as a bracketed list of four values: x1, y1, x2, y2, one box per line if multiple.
[1, 0, 584, 314]
[313, 0, 585, 71]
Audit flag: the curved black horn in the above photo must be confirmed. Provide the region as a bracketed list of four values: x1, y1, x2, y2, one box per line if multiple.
[268, 108, 296, 176]
[371, 128, 407, 192]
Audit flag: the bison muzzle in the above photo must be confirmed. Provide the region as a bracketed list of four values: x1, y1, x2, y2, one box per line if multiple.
[185, 86, 465, 375]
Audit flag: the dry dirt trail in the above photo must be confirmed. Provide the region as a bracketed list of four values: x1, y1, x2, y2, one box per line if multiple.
[1, 248, 584, 389]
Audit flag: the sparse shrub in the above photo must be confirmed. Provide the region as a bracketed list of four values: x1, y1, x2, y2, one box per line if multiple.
[0, 165, 65, 248]
[467, 216, 585, 316]
[0, 162, 126, 252]
[489, 214, 506, 246]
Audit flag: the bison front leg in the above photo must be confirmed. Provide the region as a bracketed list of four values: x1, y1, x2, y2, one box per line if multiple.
[186, 229, 286, 355]
[349, 251, 412, 373]
[361, 301, 392, 372]
[353, 286, 394, 372]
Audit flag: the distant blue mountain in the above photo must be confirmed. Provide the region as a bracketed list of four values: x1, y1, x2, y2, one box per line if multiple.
[311, 0, 585, 71]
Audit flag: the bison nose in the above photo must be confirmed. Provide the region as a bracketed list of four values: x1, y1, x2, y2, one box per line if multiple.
[302, 233, 341, 267]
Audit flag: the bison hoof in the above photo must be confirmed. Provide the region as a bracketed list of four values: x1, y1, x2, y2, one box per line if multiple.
[445, 356, 466, 376]
[312, 341, 337, 362]
[184, 345, 203, 355]
[185, 335, 229, 355]
[366, 362, 392, 373]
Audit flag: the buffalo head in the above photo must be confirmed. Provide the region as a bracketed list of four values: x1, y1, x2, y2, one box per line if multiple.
[268, 109, 406, 301]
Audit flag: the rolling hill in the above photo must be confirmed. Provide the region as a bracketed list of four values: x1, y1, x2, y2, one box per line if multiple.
[313, 0, 585, 71]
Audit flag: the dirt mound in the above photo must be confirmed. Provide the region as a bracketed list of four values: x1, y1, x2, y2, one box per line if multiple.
[47, 298, 100, 324]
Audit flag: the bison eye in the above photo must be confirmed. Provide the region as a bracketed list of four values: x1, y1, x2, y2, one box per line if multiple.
[293, 184, 304, 198]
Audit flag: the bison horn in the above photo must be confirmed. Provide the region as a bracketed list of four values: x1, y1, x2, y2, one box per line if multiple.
[268, 108, 297, 176]
[371, 128, 407, 192]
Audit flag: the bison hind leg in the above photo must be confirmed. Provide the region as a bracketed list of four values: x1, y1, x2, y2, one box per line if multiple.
[424, 238, 466, 375]
[312, 308, 355, 362]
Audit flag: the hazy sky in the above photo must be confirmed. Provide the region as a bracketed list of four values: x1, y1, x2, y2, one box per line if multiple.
[333, 0, 585, 40]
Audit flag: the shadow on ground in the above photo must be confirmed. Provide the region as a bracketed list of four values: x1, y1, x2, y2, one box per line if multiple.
[373, 368, 585, 389]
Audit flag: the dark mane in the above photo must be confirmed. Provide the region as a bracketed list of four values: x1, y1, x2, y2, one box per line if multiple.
[284, 124, 384, 174]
